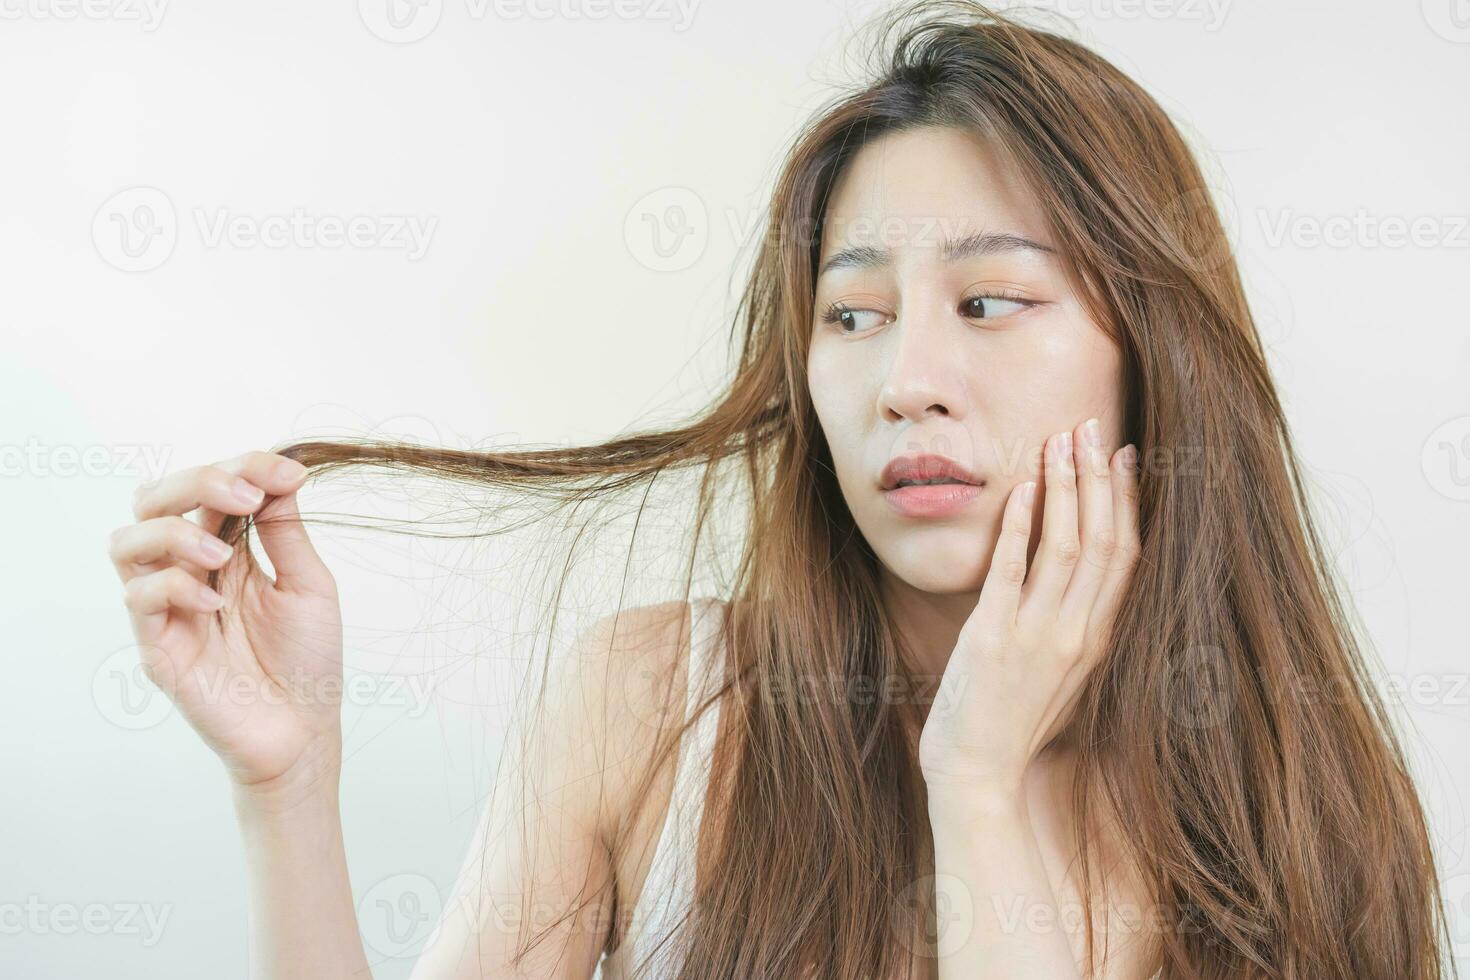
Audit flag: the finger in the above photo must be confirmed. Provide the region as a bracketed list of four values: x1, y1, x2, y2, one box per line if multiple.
[205, 452, 311, 548]
[124, 565, 225, 615]
[123, 566, 225, 645]
[1019, 429, 1079, 615]
[132, 451, 307, 524]
[109, 516, 233, 584]
[971, 479, 1037, 635]
[133, 464, 266, 524]
[1090, 443, 1142, 633]
[1059, 418, 1118, 623]
[253, 489, 334, 596]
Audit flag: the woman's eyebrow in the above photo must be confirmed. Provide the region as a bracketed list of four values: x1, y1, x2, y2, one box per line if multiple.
[817, 231, 1055, 278]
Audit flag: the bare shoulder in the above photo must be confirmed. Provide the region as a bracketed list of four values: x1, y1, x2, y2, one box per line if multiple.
[557, 597, 707, 846]
[408, 597, 705, 979]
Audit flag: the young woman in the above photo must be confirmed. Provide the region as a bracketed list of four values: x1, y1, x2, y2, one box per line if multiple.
[105, 2, 1453, 977]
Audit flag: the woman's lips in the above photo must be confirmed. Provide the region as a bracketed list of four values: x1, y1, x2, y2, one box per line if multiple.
[882, 481, 983, 518]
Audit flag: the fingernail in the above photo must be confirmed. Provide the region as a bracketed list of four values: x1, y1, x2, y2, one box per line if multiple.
[1023, 481, 1037, 505]
[1058, 431, 1072, 457]
[1123, 444, 1138, 472]
[199, 586, 225, 610]
[275, 459, 307, 482]
[233, 478, 264, 506]
[1085, 418, 1101, 448]
[199, 536, 232, 562]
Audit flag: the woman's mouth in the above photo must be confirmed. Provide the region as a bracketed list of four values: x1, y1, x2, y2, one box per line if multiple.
[878, 453, 985, 517]
[883, 479, 983, 518]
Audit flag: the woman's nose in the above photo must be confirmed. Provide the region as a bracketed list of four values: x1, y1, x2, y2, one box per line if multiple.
[875, 316, 969, 424]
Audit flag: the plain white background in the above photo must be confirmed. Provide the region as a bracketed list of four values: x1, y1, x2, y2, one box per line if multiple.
[2, 0, 1468, 976]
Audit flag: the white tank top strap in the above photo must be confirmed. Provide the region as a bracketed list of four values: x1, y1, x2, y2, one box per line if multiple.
[602, 595, 725, 978]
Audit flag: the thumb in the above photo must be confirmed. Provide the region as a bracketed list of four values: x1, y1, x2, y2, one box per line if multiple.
[255, 490, 334, 596]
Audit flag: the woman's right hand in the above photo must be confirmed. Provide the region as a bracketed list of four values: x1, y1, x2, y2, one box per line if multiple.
[107, 450, 344, 795]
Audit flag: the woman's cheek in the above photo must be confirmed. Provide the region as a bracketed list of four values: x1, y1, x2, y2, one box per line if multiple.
[808, 352, 869, 485]
[806, 348, 848, 428]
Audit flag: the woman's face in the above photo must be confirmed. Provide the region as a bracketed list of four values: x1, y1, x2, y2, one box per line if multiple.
[807, 124, 1126, 596]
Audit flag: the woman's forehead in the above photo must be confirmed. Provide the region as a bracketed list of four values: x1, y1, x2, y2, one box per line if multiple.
[818, 127, 1046, 257]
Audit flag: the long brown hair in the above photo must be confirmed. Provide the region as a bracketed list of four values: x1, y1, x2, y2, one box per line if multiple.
[210, 2, 1454, 976]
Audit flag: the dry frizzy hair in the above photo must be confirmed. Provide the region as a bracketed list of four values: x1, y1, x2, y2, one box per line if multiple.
[210, 2, 1455, 976]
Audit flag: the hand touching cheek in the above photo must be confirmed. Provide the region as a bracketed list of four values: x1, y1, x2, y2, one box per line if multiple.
[917, 417, 1141, 798]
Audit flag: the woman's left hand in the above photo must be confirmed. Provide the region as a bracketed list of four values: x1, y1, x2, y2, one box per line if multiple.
[918, 418, 1142, 798]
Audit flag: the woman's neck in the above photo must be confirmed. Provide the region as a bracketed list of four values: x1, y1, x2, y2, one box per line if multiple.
[877, 572, 980, 680]
[877, 571, 1089, 754]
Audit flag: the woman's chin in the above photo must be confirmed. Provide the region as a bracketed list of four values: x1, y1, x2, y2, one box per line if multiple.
[877, 535, 992, 594]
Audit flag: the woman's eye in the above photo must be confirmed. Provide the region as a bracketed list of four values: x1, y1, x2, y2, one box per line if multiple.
[820, 294, 1032, 333]
[961, 294, 1030, 319]
[823, 305, 890, 334]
